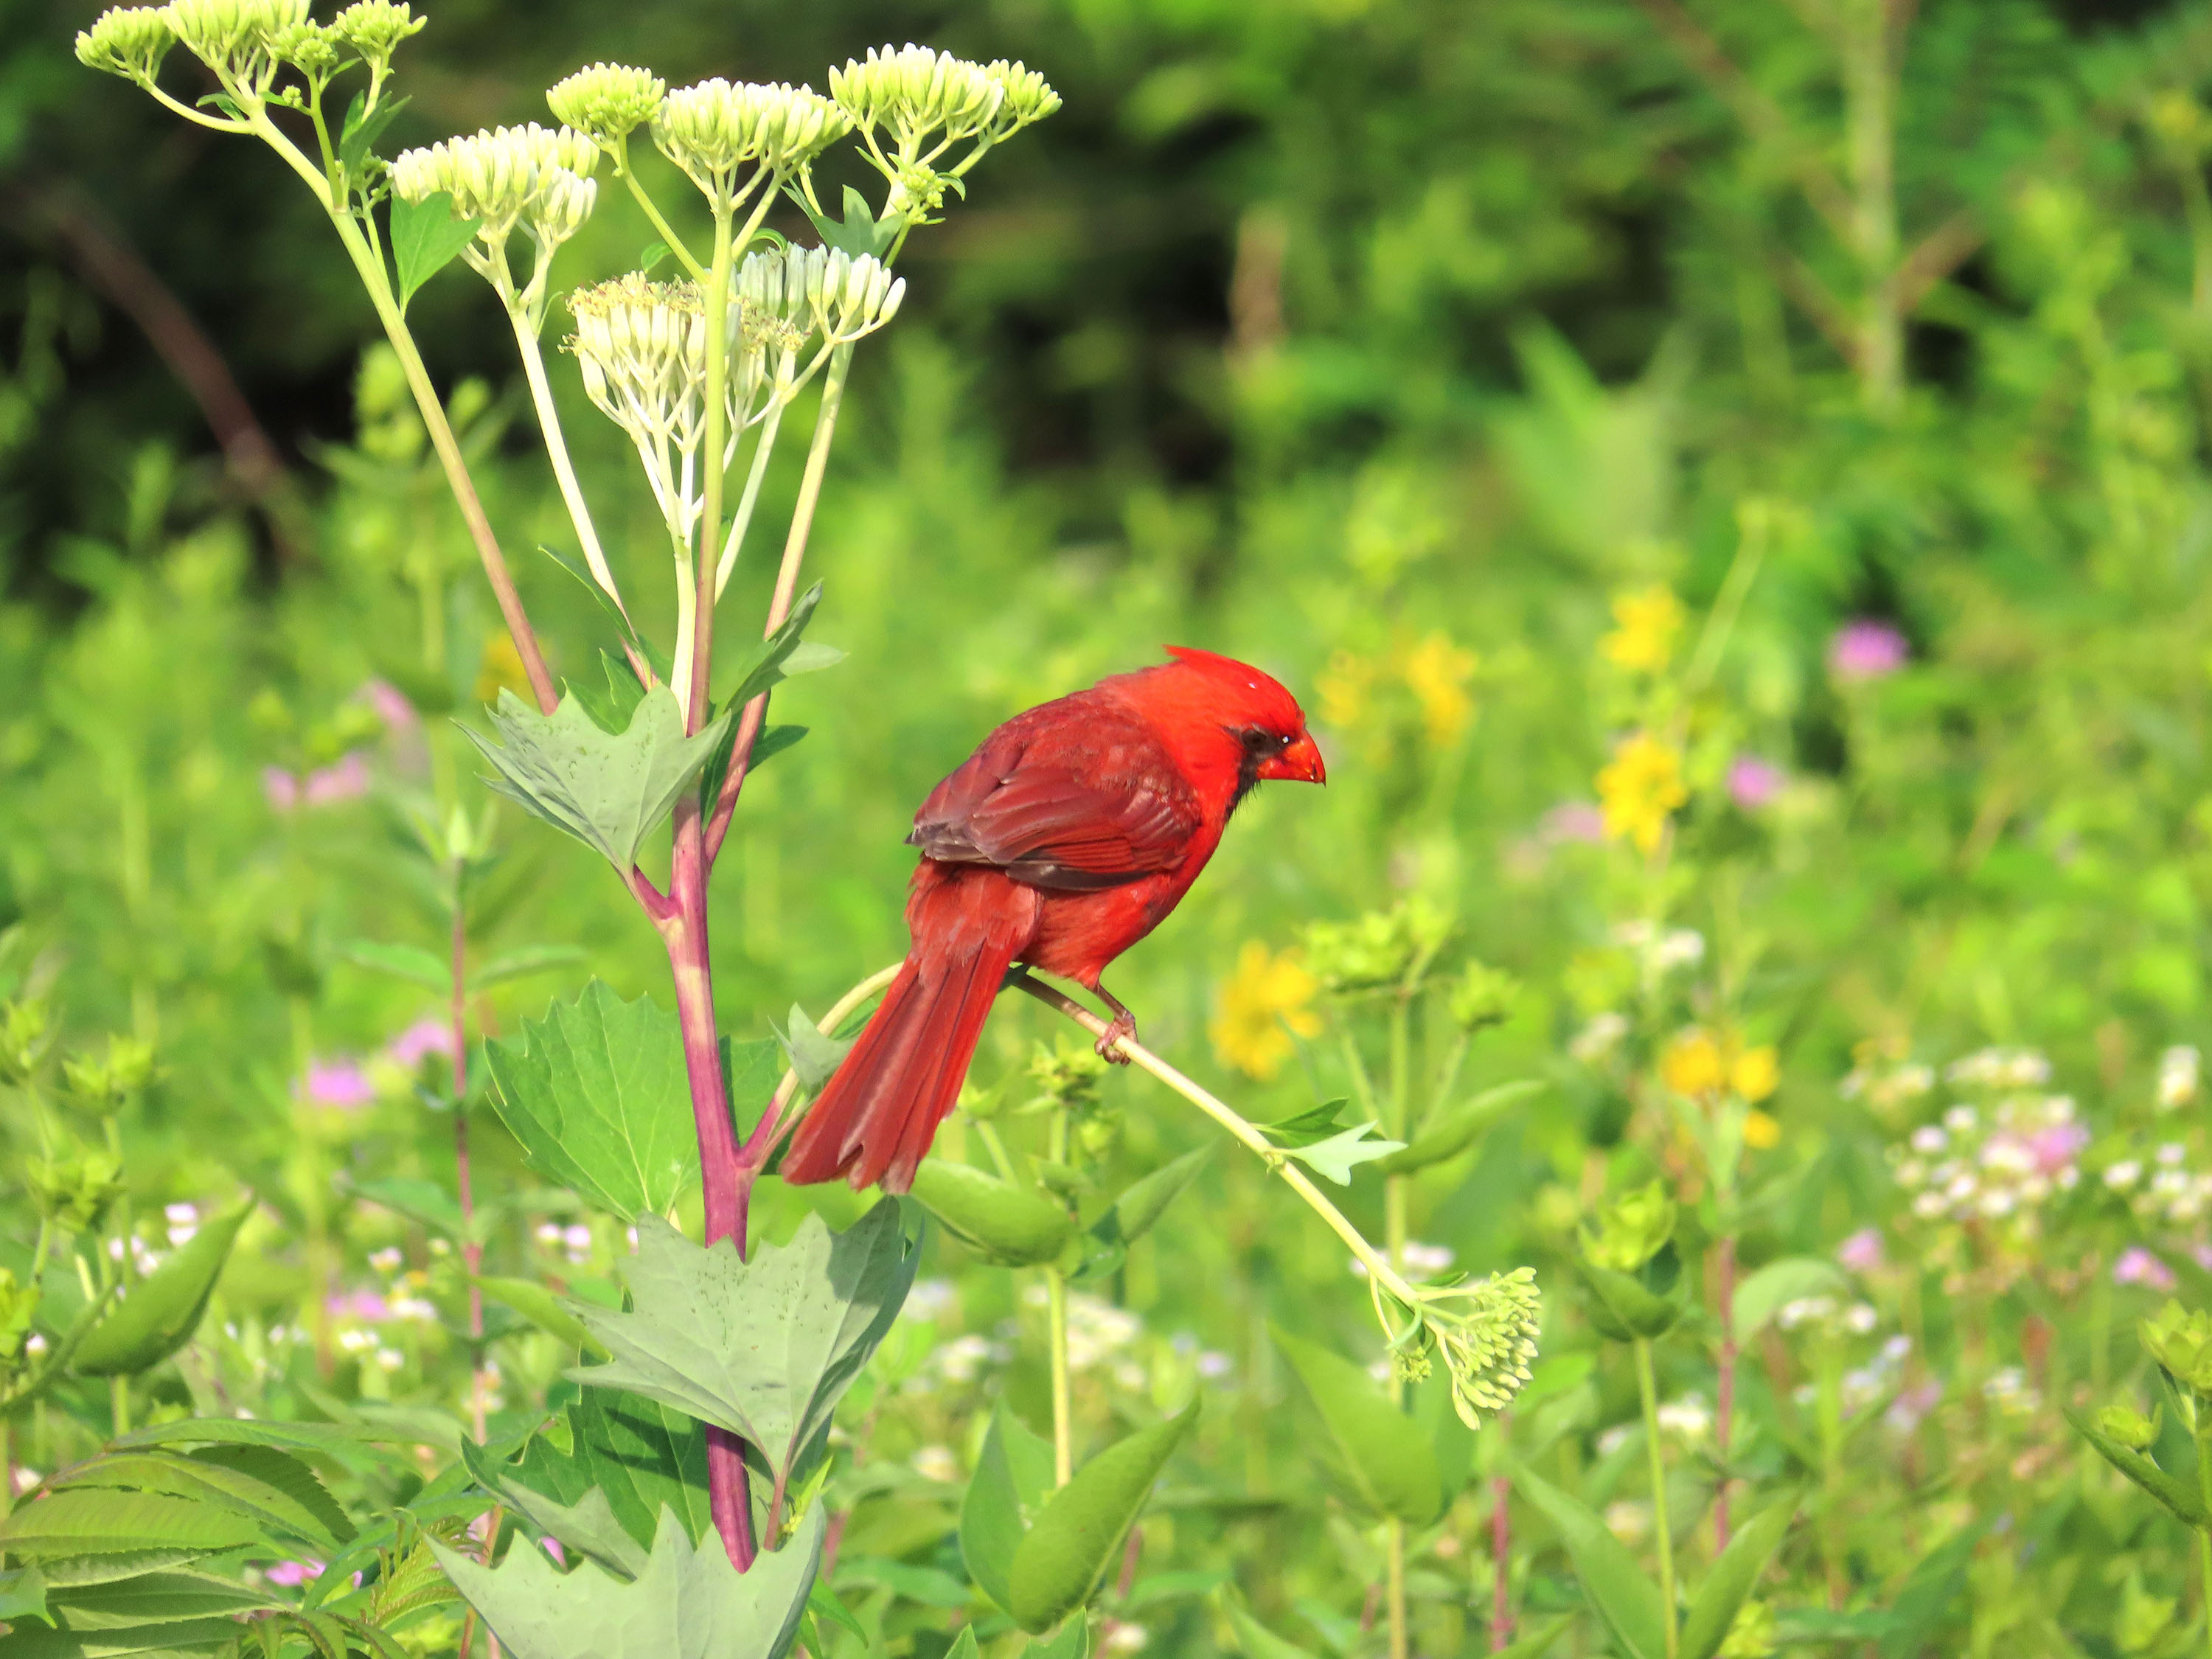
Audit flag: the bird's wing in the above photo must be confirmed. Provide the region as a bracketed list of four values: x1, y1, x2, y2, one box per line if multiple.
[908, 697, 1202, 891]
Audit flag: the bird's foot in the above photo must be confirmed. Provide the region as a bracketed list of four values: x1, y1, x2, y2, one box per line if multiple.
[1096, 1009, 1138, 1062]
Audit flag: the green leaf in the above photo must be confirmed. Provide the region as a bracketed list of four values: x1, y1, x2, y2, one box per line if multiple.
[471, 945, 589, 992]
[46, 1447, 350, 1556]
[1030, 1615, 1091, 1658]
[2067, 1408, 2206, 1524]
[833, 1557, 968, 1607]
[716, 584, 833, 710]
[40, 1567, 276, 1630]
[351, 1177, 472, 1243]
[1731, 1257, 1849, 1340]
[72, 1197, 253, 1377]
[476, 1276, 605, 1356]
[483, 981, 697, 1222]
[113, 1419, 392, 1458]
[773, 1004, 854, 1094]
[2, 1614, 246, 1655]
[335, 938, 451, 994]
[1510, 1464, 1668, 1659]
[1374, 1080, 1545, 1175]
[1574, 1261, 1688, 1342]
[1259, 1099, 1347, 1149]
[539, 546, 667, 683]
[1271, 1327, 1441, 1523]
[910, 1159, 1076, 1267]
[337, 91, 409, 178]
[1281, 1122, 1405, 1186]
[1071, 1148, 1211, 1284]
[1874, 1519, 1989, 1659]
[726, 1037, 785, 1143]
[460, 1437, 650, 1580]
[391, 190, 481, 311]
[0, 1489, 262, 1562]
[0, 1565, 48, 1627]
[431, 1505, 823, 1659]
[567, 1206, 917, 1492]
[1006, 1402, 1197, 1633]
[639, 241, 672, 274]
[1681, 1492, 1796, 1659]
[566, 1389, 713, 1551]
[961, 1402, 1057, 1614]
[793, 183, 903, 259]
[1218, 1587, 1317, 1659]
[1490, 1615, 1573, 1658]
[462, 686, 732, 874]
[570, 650, 649, 738]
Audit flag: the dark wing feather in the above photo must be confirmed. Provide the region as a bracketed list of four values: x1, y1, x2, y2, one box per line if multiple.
[908, 695, 1200, 891]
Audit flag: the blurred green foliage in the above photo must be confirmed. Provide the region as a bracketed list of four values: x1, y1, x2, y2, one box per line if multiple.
[20, 0, 2212, 1652]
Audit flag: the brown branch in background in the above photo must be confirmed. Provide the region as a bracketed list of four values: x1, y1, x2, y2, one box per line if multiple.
[1770, 251, 1860, 367]
[1228, 206, 1288, 359]
[1627, 0, 1859, 244]
[5, 178, 307, 561]
[1895, 208, 1984, 314]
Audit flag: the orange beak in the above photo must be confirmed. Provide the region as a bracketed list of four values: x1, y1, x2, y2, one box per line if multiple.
[1263, 731, 1326, 785]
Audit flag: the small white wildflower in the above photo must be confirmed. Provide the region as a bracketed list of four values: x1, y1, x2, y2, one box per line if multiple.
[1655, 1394, 1711, 1441]
[1570, 1012, 1630, 1064]
[2160, 1046, 2200, 1111]
[1103, 1624, 1149, 1655]
[1910, 1125, 1948, 1155]
[369, 1247, 403, 1274]
[910, 1444, 959, 1484]
[2107, 1161, 2144, 1190]
[1944, 1104, 1978, 1133]
[1844, 1302, 1878, 1335]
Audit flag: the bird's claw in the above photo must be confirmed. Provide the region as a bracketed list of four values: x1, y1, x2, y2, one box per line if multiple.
[1096, 1011, 1137, 1063]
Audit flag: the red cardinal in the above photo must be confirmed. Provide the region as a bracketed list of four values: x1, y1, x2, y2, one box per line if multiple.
[782, 646, 1326, 1192]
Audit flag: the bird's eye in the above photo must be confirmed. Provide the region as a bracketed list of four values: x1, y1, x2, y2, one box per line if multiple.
[1278, 731, 1296, 749]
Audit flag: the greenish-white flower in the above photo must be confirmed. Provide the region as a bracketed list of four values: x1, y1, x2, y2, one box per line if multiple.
[546, 61, 664, 150]
[982, 60, 1061, 135]
[390, 124, 599, 252]
[777, 245, 905, 344]
[330, 0, 422, 60]
[74, 7, 173, 82]
[566, 275, 742, 535]
[831, 44, 1001, 150]
[652, 79, 849, 208]
[161, 0, 308, 82]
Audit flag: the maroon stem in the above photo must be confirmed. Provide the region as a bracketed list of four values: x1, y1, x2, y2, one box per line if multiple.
[660, 797, 757, 1570]
[1490, 1416, 1513, 1652]
[451, 871, 487, 1446]
[1714, 1232, 1736, 1552]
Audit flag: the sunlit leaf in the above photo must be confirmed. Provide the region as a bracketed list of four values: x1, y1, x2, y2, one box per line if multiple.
[391, 190, 481, 311]
[1006, 1402, 1197, 1633]
[1272, 1327, 1441, 1523]
[911, 1159, 1075, 1267]
[71, 1197, 253, 1377]
[1510, 1464, 1666, 1659]
[1281, 1122, 1404, 1186]
[961, 1402, 1056, 1614]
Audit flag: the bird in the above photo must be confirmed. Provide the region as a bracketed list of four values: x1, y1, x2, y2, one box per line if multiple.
[780, 645, 1326, 1193]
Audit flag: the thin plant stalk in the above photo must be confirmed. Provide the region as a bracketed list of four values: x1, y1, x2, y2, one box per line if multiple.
[1047, 1102, 1075, 1487]
[450, 860, 487, 1447]
[1713, 1232, 1736, 1551]
[2196, 1397, 2212, 1659]
[1635, 1337, 1678, 1659]
[1489, 1413, 1513, 1652]
[503, 302, 631, 641]
[1382, 992, 1412, 1659]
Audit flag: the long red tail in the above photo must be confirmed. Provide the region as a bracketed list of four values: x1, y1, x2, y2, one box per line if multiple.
[781, 866, 1038, 1193]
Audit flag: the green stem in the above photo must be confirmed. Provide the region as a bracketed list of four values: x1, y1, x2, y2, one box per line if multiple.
[1635, 1338, 1677, 1659]
[1010, 973, 1428, 1310]
[504, 298, 627, 631]
[1048, 1105, 1074, 1487]
[713, 388, 790, 600]
[685, 202, 737, 731]
[110, 1374, 130, 1439]
[975, 1121, 1022, 1186]
[1385, 1515, 1408, 1659]
[615, 142, 706, 280]
[2195, 1401, 2212, 1659]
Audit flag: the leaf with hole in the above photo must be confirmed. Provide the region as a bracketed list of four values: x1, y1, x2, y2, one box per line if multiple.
[463, 686, 731, 874]
[391, 190, 481, 310]
[483, 981, 695, 1222]
[71, 1196, 252, 1377]
[1272, 1327, 1441, 1522]
[432, 1505, 823, 1659]
[566, 1206, 917, 1495]
[1006, 1402, 1197, 1633]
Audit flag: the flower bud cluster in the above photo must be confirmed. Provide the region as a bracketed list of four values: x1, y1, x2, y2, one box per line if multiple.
[548, 63, 665, 149]
[61, 1035, 158, 1118]
[1579, 1180, 1676, 1273]
[652, 79, 849, 206]
[1888, 1094, 2085, 1227]
[1437, 1265, 1541, 1427]
[74, 7, 174, 82]
[0, 1268, 37, 1366]
[391, 124, 599, 253]
[2143, 1299, 2212, 1393]
[26, 1149, 126, 1233]
[983, 60, 1062, 131]
[330, 0, 420, 62]
[161, 0, 310, 83]
[832, 44, 1004, 150]
[1302, 898, 1453, 996]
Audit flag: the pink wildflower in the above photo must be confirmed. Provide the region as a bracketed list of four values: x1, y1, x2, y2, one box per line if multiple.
[1837, 1228, 1885, 1274]
[361, 680, 419, 731]
[264, 1559, 322, 1587]
[2116, 1246, 2177, 1291]
[1540, 802, 1607, 844]
[303, 1060, 376, 1109]
[387, 1017, 456, 1069]
[1829, 619, 1908, 682]
[304, 753, 371, 806]
[1728, 757, 1782, 810]
[263, 768, 300, 813]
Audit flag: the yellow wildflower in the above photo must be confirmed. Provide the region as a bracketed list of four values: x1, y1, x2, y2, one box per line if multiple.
[1210, 942, 1321, 1081]
[1732, 1045, 1780, 1104]
[1660, 1029, 1728, 1097]
[1315, 649, 1374, 730]
[1601, 586, 1685, 673]
[1596, 731, 1686, 854]
[1401, 632, 1478, 746]
[474, 633, 531, 703]
[1742, 1110, 1781, 1150]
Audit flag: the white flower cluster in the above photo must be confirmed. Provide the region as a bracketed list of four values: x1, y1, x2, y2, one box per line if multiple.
[1889, 1096, 2086, 1225]
[925, 1332, 1012, 1388]
[1350, 1240, 1455, 1279]
[1982, 1365, 2039, 1418]
[535, 1220, 597, 1266]
[390, 124, 598, 284]
[1569, 1012, 1629, 1065]
[1613, 919, 1705, 976]
[1655, 1393, 1711, 1441]
[1838, 1053, 1936, 1118]
[2103, 1141, 2212, 1226]
[1775, 1295, 1879, 1336]
[1945, 1047, 2053, 1090]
